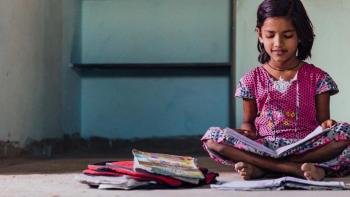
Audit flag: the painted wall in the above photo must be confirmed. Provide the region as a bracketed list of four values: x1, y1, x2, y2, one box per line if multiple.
[0, 0, 82, 146]
[235, 0, 350, 127]
[81, 70, 229, 138]
[80, 0, 230, 63]
[79, 0, 231, 138]
[2, 0, 348, 145]
[0, 0, 63, 145]
[62, 0, 82, 135]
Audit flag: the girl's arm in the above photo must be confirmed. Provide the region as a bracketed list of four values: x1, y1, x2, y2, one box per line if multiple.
[240, 98, 258, 139]
[316, 92, 336, 128]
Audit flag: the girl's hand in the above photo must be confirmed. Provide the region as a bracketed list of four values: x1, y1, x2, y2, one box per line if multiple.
[321, 119, 337, 129]
[235, 128, 258, 140]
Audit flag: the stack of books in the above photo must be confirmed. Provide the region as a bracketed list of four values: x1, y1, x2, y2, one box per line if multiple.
[76, 149, 217, 190]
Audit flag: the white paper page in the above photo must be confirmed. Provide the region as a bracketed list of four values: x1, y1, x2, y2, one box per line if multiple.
[275, 126, 328, 155]
[211, 176, 346, 190]
[211, 178, 283, 190]
[284, 176, 345, 187]
[224, 128, 277, 156]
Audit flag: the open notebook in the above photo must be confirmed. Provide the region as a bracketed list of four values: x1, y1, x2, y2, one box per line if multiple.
[211, 176, 349, 190]
[223, 126, 330, 158]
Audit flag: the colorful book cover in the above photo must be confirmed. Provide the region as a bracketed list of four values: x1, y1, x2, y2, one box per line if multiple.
[132, 149, 205, 181]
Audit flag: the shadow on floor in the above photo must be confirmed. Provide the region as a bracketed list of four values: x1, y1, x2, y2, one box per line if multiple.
[0, 135, 233, 175]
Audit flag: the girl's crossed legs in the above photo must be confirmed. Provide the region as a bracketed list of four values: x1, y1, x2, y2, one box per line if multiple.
[205, 139, 350, 180]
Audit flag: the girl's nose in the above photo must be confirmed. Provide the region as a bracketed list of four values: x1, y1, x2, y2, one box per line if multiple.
[273, 35, 283, 47]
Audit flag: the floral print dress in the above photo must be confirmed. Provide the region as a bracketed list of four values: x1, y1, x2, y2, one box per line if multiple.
[202, 63, 350, 176]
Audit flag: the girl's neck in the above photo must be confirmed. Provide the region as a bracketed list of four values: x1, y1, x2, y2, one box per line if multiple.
[264, 58, 302, 81]
[267, 58, 300, 72]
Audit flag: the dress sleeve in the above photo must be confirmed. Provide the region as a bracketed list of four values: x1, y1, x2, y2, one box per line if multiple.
[235, 72, 256, 99]
[316, 73, 339, 95]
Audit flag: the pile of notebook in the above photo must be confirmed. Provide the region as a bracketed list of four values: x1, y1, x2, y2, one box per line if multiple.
[76, 149, 218, 190]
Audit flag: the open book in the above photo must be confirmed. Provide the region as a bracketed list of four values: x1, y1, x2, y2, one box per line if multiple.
[211, 176, 349, 190]
[132, 149, 205, 184]
[224, 126, 330, 158]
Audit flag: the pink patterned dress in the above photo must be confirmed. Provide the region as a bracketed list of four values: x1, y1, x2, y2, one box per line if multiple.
[202, 63, 350, 176]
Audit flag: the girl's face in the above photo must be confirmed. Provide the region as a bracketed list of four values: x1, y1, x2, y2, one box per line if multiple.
[257, 17, 299, 64]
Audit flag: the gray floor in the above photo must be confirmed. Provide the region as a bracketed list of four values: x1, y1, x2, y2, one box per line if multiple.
[1, 172, 350, 197]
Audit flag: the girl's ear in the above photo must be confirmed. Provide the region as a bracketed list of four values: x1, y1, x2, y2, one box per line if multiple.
[256, 27, 263, 43]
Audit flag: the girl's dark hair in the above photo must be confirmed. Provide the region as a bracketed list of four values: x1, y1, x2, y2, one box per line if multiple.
[256, 0, 315, 63]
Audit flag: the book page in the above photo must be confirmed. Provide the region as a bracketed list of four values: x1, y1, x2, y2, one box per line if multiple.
[211, 176, 347, 190]
[223, 128, 277, 157]
[211, 178, 281, 190]
[284, 176, 346, 187]
[275, 126, 329, 155]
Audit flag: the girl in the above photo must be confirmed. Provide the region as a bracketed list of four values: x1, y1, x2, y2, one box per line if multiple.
[202, 0, 350, 181]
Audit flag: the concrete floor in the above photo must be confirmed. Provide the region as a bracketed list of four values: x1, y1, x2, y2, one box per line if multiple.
[1, 156, 350, 197]
[1, 172, 350, 197]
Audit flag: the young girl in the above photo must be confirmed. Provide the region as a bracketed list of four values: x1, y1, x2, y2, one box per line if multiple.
[202, 0, 350, 181]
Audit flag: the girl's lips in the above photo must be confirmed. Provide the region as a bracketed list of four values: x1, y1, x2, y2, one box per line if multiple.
[272, 49, 287, 55]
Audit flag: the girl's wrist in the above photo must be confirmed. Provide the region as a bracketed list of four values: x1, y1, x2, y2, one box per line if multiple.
[240, 122, 258, 139]
[240, 122, 256, 132]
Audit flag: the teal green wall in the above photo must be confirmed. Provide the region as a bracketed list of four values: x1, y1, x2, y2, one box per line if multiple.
[80, 0, 230, 63]
[79, 0, 231, 138]
[81, 70, 229, 138]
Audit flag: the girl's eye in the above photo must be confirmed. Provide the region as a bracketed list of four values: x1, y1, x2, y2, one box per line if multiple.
[265, 34, 274, 38]
[284, 34, 294, 38]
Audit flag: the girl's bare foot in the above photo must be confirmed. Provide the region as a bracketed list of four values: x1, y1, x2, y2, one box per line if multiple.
[301, 163, 326, 181]
[234, 162, 265, 180]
